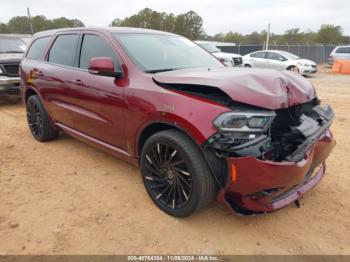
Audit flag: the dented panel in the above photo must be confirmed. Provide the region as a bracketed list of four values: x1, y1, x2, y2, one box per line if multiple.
[153, 67, 316, 110]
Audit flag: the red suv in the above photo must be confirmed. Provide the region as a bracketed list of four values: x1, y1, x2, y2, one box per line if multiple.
[20, 27, 335, 217]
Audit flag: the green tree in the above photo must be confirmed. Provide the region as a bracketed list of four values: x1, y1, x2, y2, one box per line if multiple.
[223, 31, 243, 43]
[0, 22, 9, 33]
[7, 16, 31, 33]
[111, 8, 205, 40]
[162, 13, 175, 32]
[242, 31, 263, 44]
[3, 15, 84, 34]
[283, 28, 302, 44]
[317, 24, 344, 44]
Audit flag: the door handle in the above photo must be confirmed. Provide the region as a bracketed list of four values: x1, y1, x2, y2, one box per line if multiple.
[70, 79, 84, 86]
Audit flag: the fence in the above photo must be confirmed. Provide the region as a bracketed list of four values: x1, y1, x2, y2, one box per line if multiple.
[217, 45, 338, 64]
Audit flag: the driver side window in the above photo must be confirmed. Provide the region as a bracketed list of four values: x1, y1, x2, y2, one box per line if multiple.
[267, 52, 285, 61]
[251, 52, 266, 58]
[79, 34, 117, 70]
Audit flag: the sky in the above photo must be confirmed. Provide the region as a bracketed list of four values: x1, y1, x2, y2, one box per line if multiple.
[1, 0, 350, 35]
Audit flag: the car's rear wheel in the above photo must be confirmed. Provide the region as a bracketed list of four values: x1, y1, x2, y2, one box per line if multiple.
[26, 95, 58, 142]
[140, 130, 217, 217]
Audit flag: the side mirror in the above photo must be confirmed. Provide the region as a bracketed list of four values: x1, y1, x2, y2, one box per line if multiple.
[88, 57, 123, 78]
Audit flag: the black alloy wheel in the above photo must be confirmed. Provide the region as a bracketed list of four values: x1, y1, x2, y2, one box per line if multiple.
[27, 98, 44, 138]
[143, 141, 192, 210]
[26, 95, 58, 142]
[141, 130, 217, 217]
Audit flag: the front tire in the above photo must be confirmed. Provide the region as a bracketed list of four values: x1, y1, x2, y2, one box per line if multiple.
[140, 130, 218, 217]
[26, 95, 58, 142]
[287, 65, 299, 73]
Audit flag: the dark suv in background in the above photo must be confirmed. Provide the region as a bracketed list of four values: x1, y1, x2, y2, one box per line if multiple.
[0, 35, 27, 95]
[20, 27, 335, 217]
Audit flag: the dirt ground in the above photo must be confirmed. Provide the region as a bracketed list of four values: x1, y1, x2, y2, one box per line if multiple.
[0, 69, 349, 255]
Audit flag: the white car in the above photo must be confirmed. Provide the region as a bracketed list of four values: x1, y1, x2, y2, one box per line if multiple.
[328, 46, 350, 65]
[243, 50, 317, 76]
[195, 41, 242, 67]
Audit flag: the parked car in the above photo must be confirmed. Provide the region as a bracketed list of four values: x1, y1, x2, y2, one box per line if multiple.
[243, 50, 317, 76]
[195, 41, 242, 67]
[20, 27, 335, 217]
[0, 35, 27, 95]
[328, 46, 350, 65]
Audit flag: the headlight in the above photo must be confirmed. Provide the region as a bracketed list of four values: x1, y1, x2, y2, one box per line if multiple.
[213, 111, 276, 133]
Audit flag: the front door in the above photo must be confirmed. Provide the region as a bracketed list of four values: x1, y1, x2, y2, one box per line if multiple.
[68, 33, 126, 150]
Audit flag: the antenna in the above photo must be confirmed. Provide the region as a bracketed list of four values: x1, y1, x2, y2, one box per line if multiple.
[27, 7, 34, 35]
[266, 23, 270, 50]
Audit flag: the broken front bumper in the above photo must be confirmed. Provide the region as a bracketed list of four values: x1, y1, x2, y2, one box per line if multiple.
[217, 129, 335, 215]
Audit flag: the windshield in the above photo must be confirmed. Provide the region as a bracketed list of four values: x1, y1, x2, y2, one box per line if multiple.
[0, 37, 27, 53]
[198, 43, 221, 53]
[278, 51, 300, 60]
[115, 34, 222, 72]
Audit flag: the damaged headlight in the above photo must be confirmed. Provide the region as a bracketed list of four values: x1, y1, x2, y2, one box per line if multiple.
[213, 111, 276, 133]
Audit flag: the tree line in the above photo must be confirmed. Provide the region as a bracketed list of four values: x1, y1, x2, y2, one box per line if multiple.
[1, 8, 349, 45]
[0, 16, 84, 34]
[111, 8, 349, 44]
[111, 8, 204, 40]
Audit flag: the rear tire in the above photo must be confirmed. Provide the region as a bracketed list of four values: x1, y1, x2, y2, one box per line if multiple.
[140, 130, 218, 217]
[26, 95, 58, 142]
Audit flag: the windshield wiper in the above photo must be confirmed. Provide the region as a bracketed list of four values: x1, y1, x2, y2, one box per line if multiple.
[145, 68, 179, 73]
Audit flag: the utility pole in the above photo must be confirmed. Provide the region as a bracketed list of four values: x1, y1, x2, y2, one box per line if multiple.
[266, 23, 270, 50]
[27, 7, 34, 35]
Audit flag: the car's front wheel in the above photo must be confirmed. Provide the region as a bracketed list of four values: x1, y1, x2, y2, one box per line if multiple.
[26, 95, 58, 142]
[140, 130, 218, 217]
[287, 65, 299, 73]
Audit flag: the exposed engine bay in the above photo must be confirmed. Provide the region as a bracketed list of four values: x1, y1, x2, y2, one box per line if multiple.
[154, 80, 334, 163]
[205, 98, 334, 163]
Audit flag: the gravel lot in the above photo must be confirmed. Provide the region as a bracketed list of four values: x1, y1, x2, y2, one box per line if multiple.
[0, 70, 349, 255]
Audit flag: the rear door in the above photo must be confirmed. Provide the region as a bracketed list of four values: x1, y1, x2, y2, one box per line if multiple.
[67, 32, 126, 150]
[41, 33, 79, 127]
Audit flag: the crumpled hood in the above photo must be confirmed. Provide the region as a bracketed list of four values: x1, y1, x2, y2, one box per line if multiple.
[153, 67, 316, 110]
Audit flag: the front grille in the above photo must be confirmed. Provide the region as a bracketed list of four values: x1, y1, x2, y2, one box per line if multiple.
[232, 57, 242, 65]
[2, 64, 20, 76]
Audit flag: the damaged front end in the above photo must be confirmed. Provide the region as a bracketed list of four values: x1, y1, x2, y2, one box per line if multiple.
[204, 98, 336, 215]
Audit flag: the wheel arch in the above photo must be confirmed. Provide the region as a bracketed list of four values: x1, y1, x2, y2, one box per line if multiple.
[24, 87, 38, 103]
[136, 121, 200, 159]
[136, 120, 228, 189]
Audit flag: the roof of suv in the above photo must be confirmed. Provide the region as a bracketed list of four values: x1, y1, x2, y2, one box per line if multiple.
[33, 27, 174, 39]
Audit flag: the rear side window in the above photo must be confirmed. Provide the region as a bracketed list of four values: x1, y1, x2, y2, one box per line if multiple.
[79, 34, 116, 69]
[251, 52, 266, 58]
[26, 37, 50, 60]
[48, 34, 78, 67]
[335, 47, 350, 54]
